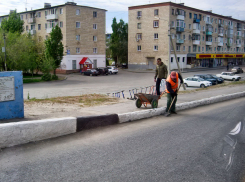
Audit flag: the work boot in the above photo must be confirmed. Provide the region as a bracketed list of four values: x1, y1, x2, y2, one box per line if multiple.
[171, 111, 177, 114]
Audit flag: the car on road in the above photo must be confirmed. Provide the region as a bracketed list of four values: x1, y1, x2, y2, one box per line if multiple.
[216, 72, 241, 81]
[184, 77, 212, 88]
[83, 69, 100, 76]
[96, 67, 109, 75]
[231, 66, 244, 74]
[206, 74, 224, 84]
[107, 66, 118, 74]
[193, 74, 218, 85]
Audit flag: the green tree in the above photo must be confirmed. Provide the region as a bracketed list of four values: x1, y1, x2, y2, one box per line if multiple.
[0, 10, 24, 34]
[45, 25, 64, 75]
[109, 18, 128, 65]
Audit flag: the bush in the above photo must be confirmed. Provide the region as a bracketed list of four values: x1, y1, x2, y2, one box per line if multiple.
[41, 73, 52, 81]
[52, 75, 58, 80]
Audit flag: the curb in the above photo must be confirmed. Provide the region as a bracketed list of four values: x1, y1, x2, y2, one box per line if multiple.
[0, 91, 245, 149]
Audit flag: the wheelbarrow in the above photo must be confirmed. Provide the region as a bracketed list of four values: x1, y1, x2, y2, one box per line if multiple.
[134, 93, 160, 108]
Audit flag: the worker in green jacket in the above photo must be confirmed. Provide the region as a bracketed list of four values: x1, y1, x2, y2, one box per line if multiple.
[154, 58, 168, 96]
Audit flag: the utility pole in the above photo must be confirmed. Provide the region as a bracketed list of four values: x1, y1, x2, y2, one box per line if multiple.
[3, 33, 7, 71]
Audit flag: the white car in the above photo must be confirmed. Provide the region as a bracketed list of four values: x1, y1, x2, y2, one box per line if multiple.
[184, 77, 212, 88]
[216, 72, 241, 81]
[107, 66, 118, 74]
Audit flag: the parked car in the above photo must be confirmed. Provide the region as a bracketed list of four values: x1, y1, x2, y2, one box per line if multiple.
[216, 72, 241, 81]
[231, 66, 244, 74]
[184, 77, 212, 88]
[121, 63, 128, 69]
[83, 69, 100, 76]
[206, 74, 224, 84]
[193, 74, 218, 85]
[107, 66, 118, 74]
[96, 67, 109, 75]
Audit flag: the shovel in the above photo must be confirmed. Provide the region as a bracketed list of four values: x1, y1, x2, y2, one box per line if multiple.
[165, 84, 181, 117]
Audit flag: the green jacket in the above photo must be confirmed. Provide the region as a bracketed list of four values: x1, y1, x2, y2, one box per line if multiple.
[155, 62, 168, 79]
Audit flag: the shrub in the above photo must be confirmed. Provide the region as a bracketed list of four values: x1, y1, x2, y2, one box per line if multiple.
[41, 73, 51, 81]
[52, 75, 58, 80]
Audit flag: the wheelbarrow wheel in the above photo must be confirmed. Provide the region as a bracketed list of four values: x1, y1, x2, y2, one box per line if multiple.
[151, 99, 158, 108]
[135, 99, 142, 108]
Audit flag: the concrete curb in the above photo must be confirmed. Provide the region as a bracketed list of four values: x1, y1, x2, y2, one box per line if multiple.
[77, 114, 119, 131]
[0, 117, 76, 149]
[118, 91, 245, 123]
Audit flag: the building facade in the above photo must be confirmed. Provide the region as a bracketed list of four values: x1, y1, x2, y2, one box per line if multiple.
[0, 2, 107, 73]
[128, 2, 245, 70]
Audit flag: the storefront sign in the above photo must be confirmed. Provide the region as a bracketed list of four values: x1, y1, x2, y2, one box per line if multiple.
[196, 54, 245, 59]
[0, 76, 15, 102]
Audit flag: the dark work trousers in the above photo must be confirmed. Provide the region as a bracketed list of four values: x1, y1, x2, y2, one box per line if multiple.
[156, 78, 162, 95]
[166, 93, 177, 112]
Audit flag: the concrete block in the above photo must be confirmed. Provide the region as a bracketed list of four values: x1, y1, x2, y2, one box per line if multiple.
[77, 114, 119, 131]
[0, 117, 76, 148]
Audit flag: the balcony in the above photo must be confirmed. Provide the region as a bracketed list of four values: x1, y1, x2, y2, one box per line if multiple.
[176, 27, 184, 32]
[29, 30, 36, 35]
[193, 23, 200, 34]
[237, 35, 241, 39]
[218, 32, 223, 37]
[176, 39, 184, 44]
[206, 31, 212, 35]
[206, 21, 212, 25]
[176, 15, 184, 20]
[28, 18, 36, 24]
[46, 14, 58, 20]
[227, 42, 233, 47]
[193, 19, 200, 23]
[237, 27, 242, 31]
[46, 28, 53, 34]
[236, 43, 241, 47]
[193, 40, 200, 45]
[206, 41, 212, 46]
[218, 23, 223, 27]
[218, 42, 223, 46]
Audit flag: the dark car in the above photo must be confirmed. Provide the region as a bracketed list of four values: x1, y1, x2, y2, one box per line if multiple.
[96, 67, 109, 75]
[206, 74, 224, 84]
[193, 74, 218, 85]
[83, 69, 100, 76]
[231, 66, 244, 74]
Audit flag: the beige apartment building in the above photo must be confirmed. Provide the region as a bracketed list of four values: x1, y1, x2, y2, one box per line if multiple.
[0, 2, 107, 73]
[128, 2, 245, 70]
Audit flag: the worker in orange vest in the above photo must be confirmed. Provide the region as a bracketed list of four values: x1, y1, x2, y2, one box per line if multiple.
[165, 71, 183, 114]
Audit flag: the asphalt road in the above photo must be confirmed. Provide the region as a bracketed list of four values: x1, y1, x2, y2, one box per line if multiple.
[23, 68, 245, 99]
[1, 98, 245, 182]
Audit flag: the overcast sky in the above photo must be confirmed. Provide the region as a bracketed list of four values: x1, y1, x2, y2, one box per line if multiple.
[0, 0, 244, 33]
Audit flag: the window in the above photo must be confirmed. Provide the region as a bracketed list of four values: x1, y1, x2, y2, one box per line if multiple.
[183, 46, 185, 51]
[177, 57, 180, 62]
[154, 45, 158, 51]
[154, 33, 158, 39]
[137, 45, 141, 51]
[93, 36, 97, 42]
[76, 35, 80, 41]
[38, 24, 41, 30]
[137, 11, 142, 17]
[72, 60, 76, 70]
[215, 19, 217, 23]
[193, 45, 197, 52]
[171, 57, 173, 62]
[26, 25, 28, 31]
[45, 35, 48, 40]
[76, 22, 80, 28]
[172, 9, 174, 15]
[203, 26, 205, 31]
[153, 20, 159, 28]
[93, 11, 97, 17]
[37, 12, 41, 17]
[176, 45, 180, 51]
[45, 11, 48, 17]
[26, 14, 28, 19]
[76, 48, 80, 53]
[93, 48, 97, 53]
[182, 57, 185, 62]
[31, 24, 35, 30]
[199, 14, 202, 20]
[194, 14, 197, 19]
[188, 46, 191, 52]
[211, 18, 213, 23]
[198, 46, 200, 52]
[203, 16, 205, 21]
[20, 15, 23, 20]
[45, 23, 47, 29]
[171, 21, 175, 27]
[215, 28, 217, 33]
[215, 47, 216, 51]
[154, 9, 159, 16]
[137, 33, 142, 40]
[189, 24, 191, 29]
[189, 13, 192, 19]
[183, 34, 185, 40]
[203, 36, 205, 41]
[93, 24, 97, 29]
[76, 9, 80, 15]
[137, 23, 141, 29]
[202, 47, 204, 52]
[189, 35, 191, 40]
[60, 21, 63, 28]
[60, 8, 63, 14]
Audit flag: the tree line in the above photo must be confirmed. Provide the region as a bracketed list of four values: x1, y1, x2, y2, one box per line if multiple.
[0, 10, 63, 80]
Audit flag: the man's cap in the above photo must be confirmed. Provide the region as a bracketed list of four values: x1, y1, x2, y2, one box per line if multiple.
[170, 71, 176, 79]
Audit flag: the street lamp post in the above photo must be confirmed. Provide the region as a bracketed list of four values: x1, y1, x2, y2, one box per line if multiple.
[3, 33, 7, 71]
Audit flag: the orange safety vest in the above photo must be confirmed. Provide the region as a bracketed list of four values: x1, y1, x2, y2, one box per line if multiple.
[165, 73, 179, 93]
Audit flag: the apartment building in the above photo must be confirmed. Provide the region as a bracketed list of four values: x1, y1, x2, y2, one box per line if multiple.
[128, 2, 245, 70]
[0, 2, 107, 73]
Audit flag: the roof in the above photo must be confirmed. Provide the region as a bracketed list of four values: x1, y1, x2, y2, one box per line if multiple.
[79, 57, 93, 65]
